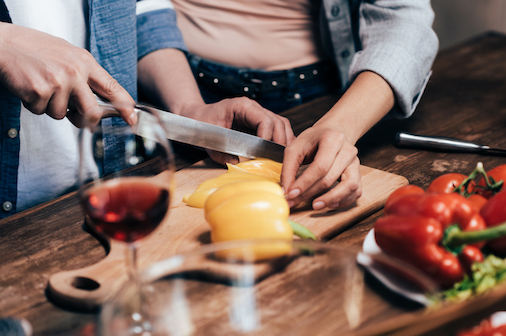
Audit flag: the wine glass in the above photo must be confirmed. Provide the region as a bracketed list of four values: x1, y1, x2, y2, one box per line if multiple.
[99, 239, 441, 336]
[78, 106, 175, 332]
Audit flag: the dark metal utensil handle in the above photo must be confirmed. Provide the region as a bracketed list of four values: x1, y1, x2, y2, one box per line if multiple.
[395, 132, 485, 153]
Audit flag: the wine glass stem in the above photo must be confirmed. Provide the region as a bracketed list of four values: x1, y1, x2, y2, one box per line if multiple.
[126, 243, 139, 284]
[125, 243, 149, 330]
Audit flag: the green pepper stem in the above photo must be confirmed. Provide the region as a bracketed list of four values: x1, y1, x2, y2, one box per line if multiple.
[288, 220, 316, 241]
[445, 221, 506, 248]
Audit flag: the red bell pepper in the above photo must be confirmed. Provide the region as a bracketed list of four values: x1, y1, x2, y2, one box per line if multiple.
[375, 185, 506, 288]
[481, 189, 506, 255]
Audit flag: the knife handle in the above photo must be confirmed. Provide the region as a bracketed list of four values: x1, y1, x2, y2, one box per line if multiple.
[395, 132, 484, 153]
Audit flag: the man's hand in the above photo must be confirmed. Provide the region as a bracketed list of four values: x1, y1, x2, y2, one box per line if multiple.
[0, 23, 136, 127]
[137, 48, 295, 164]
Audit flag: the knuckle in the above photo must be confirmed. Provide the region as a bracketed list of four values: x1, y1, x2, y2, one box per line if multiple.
[102, 77, 122, 96]
[346, 179, 361, 193]
[237, 96, 254, 106]
[348, 145, 359, 156]
[27, 85, 51, 103]
[312, 161, 330, 176]
[320, 175, 337, 190]
[23, 100, 45, 114]
[77, 49, 95, 65]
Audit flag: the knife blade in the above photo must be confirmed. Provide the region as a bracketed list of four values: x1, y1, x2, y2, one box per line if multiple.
[96, 99, 285, 163]
[395, 132, 506, 156]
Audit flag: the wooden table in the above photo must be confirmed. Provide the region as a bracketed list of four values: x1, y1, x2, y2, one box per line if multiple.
[2, 32, 506, 336]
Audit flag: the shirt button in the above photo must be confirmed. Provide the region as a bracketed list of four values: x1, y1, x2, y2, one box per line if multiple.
[294, 93, 301, 100]
[331, 5, 340, 17]
[340, 49, 350, 58]
[7, 128, 18, 138]
[2, 201, 13, 212]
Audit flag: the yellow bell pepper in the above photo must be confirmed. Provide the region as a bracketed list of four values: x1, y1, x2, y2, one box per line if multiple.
[183, 159, 282, 208]
[204, 180, 293, 261]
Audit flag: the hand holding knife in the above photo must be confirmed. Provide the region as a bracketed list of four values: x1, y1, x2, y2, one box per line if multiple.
[95, 96, 285, 162]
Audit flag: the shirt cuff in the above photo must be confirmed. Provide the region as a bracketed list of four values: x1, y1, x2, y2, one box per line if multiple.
[349, 44, 433, 119]
[136, 8, 187, 61]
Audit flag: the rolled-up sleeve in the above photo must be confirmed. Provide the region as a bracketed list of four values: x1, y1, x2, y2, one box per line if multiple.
[136, 0, 187, 60]
[349, 0, 439, 118]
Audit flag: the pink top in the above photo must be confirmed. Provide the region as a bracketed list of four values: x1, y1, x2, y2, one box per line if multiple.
[171, 0, 328, 71]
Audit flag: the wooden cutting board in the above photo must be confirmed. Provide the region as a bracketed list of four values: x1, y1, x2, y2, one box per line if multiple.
[47, 159, 408, 311]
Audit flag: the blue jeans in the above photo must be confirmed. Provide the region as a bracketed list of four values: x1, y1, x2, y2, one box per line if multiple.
[186, 53, 340, 114]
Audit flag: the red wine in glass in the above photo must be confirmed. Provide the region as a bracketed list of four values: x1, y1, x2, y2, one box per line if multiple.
[82, 177, 170, 243]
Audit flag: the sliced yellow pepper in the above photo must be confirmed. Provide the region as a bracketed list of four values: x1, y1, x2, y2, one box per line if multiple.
[183, 159, 282, 208]
[183, 172, 272, 208]
[226, 158, 282, 181]
[204, 180, 293, 261]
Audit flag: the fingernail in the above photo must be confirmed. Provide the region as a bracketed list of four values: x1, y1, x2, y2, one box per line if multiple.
[128, 111, 137, 125]
[286, 189, 300, 200]
[287, 200, 295, 208]
[281, 186, 285, 194]
[313, 201, 325, 210]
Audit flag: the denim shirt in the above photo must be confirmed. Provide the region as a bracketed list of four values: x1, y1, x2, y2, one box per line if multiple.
[0, 0, 187, 219]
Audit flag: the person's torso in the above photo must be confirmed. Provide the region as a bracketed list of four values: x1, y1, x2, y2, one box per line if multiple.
[172, 0, 329, 70]
[4, 0, 93, 212]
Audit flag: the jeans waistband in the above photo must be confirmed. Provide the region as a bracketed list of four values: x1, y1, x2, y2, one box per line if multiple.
[186, 53, 339, 99]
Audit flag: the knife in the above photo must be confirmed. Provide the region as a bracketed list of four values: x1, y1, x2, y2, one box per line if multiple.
[395, 132, 506, 156]
[96, 99, 285, 163]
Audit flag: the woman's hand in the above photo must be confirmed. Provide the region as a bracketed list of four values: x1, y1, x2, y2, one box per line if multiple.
[281, 125, 362, 210]
[280, 71, 395, 210]
[0, 23, 136, 126]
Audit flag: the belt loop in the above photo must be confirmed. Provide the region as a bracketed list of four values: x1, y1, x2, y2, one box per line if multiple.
[237, 68, 258, 98]
[286, 69, 297, 91]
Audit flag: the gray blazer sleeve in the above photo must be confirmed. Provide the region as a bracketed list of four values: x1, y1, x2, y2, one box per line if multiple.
[349, 0, 439, 118]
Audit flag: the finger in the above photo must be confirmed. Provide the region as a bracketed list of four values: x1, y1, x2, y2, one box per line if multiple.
[22, 88, 51, 115]
[230, 98, 276, 141]
[312, 157, 362, 210]
[68, 83, 103, 127]
[46, 91, 70, 120]
[288, 146, 358, 209]
[280, 136, 311, 196]
[283, 117, 296, 145]
[269, 117, 290, 146]
[88, 63, 136, 125]
[206, 149, 239, 166]
[254, 116, 275, 143]
[284, 133, 343, 203]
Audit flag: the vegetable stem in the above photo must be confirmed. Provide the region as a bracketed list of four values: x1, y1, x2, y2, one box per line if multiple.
[288, 220, 316, 241]
[454, 162, 503, 196]
[445, 221, 506, 248]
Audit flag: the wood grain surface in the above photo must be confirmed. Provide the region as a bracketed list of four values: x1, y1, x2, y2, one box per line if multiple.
[46, 159, 407, 311]
[3, 32, 506, 336]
